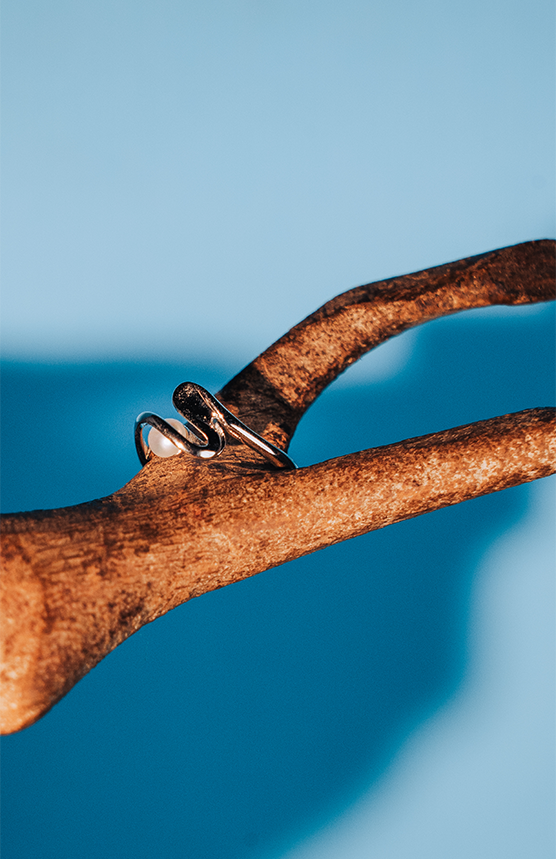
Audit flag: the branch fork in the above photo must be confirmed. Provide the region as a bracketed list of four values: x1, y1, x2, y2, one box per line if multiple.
[1, 239, 554, 734]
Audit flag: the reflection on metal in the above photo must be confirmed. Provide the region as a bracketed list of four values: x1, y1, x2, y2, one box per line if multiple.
[135, 382, 297, 470]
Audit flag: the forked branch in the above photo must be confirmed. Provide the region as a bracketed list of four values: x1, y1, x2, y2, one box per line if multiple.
[1, 240, 554, 734]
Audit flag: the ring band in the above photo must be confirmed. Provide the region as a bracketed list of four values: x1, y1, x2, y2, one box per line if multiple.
[135, 382, 296, 470]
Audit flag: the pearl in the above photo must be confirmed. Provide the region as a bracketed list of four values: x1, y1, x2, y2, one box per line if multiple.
[148, 419, 190, 458]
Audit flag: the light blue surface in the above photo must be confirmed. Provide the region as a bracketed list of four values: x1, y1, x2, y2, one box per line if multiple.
[2, 0, 554, 362]
[1, 2, 554, 857]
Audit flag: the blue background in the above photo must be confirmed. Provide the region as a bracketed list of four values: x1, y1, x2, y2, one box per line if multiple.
[1, 1, 554, 857]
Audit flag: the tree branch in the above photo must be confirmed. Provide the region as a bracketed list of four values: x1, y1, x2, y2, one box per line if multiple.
[1, 240, 554, 734]
[218, 239, 555, 447]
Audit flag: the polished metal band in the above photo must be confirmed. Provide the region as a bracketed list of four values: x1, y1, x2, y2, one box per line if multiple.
[135, 382, 296, 470]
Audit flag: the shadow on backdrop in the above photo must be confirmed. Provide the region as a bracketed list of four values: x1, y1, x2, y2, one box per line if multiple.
[1, 306, 554, 859]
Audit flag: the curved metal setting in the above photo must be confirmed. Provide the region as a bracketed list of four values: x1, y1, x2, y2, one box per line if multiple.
[173, 382, 297, 470]
[134, 411, 224, 466]
[135, 383, 297, 469]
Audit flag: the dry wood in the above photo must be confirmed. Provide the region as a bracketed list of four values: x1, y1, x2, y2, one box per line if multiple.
[1, 239, 554, 734]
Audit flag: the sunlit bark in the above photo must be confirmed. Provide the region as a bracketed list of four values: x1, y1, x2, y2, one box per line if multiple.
[1, 239, 554, 734]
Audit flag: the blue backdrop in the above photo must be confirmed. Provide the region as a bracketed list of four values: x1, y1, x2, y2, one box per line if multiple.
[1, 305, 554, 858]
[1, 0, 554, 856]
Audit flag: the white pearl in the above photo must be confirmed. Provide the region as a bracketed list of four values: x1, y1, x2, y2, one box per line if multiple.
[148, 419, 190, 458]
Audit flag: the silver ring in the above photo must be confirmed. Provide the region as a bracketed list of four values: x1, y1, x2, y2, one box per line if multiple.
[135, 382, 297, 470]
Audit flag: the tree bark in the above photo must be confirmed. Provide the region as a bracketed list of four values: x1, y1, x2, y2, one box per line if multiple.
[1, 239, 554, 734]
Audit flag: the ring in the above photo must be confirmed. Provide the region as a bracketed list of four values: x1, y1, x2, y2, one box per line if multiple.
[135, 382, 297, 470]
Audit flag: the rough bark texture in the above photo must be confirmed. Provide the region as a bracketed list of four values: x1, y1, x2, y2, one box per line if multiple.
[218, 239, 555, 448]
[1, 239, 554, 734]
